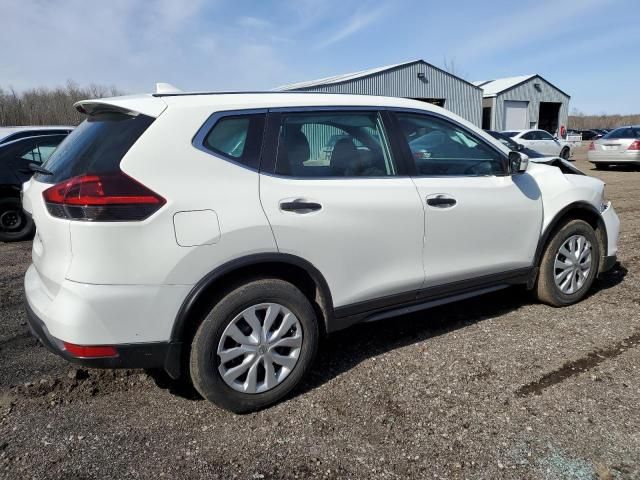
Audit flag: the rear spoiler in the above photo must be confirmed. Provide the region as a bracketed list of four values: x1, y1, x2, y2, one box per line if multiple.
[74, 94, 167, 118]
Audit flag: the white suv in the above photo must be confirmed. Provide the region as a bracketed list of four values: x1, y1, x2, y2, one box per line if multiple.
[23, 92, 619, 412]
[502, 129, 572, 159]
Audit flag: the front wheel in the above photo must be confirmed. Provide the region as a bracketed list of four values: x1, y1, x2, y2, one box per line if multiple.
[0, 198, 35, 242]
[535, 219, 600, 307]
[189, 278, 319, 413]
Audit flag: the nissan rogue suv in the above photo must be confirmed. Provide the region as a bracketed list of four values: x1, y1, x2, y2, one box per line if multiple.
[22, 92, 619, 413]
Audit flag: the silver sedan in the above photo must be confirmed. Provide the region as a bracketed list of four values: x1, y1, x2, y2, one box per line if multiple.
[587, 125, 640, 169]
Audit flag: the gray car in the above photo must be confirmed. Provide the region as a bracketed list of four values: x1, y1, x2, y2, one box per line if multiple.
[587, 125, 640, 169]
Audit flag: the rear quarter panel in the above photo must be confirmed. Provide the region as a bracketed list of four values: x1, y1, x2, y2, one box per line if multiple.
[65, 104, 277, 286]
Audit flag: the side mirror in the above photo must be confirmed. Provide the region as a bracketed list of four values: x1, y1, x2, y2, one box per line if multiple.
[509, 151, 529, 174]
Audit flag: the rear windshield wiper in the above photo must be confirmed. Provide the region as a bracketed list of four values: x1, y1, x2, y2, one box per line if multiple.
[29, 163, 53, 175]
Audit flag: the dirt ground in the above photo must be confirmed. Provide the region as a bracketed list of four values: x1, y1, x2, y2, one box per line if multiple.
[1, 145, 638, 479]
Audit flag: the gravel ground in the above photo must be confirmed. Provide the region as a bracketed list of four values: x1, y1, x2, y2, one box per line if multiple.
[1, 146, 639, 479]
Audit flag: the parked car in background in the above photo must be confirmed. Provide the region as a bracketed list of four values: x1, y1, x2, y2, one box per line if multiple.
[487, 131, 583, 175]
[1, 133, 69, 241]
[579, 129, 600, 141]
[0, 126, 73, 145]
[22, 91, 619, 413]
[588, 125, 640, 169]
[502, 129, 572, 159]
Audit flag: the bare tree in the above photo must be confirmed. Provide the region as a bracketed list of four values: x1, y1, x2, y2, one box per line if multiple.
[568, 110, 640, 130]
[0, 81, 124, 126]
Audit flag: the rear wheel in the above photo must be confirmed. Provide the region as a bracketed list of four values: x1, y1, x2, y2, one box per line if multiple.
[535, 219, 600, 307]
[560, 147, 570, 160]
[0, 198, 35, 242]
[189, 278, 319, 413]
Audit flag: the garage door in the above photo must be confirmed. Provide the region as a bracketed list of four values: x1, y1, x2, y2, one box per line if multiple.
[503, 101, 528, 130]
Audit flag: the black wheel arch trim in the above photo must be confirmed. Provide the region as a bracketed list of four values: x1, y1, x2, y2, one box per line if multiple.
[534, 201, 607, 269]
[170, 253, 335, 342]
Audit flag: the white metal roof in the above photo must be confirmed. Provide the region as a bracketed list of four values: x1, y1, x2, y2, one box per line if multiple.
[273, 60, 420, 91]
[473, 75, 536, 97]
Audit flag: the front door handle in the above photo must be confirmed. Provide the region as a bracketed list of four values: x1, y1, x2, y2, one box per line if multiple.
[426, 194, 457, 208]
[279, 199, 322, 213]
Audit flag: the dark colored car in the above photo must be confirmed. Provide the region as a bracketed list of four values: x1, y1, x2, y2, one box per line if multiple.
[579, 129, 600, 141]
[0, 134, 68, 241]
[0, 127, 73, 145]
[486, 130, 546, 158]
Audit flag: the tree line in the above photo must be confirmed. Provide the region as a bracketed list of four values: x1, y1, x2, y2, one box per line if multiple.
[568, 109, 640, 130]
[0, 82, 123, 126]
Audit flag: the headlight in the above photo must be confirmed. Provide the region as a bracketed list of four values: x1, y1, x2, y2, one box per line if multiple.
[600, 186, 609, 212]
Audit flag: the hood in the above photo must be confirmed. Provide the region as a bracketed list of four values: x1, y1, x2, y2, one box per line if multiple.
[529, 156, 585, 176]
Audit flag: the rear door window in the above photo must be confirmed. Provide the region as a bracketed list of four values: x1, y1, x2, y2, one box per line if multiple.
[274, 111, 397, 177]
[39, 113, 154, 183]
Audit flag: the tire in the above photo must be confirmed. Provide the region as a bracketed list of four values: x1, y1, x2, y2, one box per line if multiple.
[535, 219, 600, 307]
[189, 278, 319, 413]
[0, 197, 35, 242]
[594, 163, 610, 170]
[560, 147, 570, 160]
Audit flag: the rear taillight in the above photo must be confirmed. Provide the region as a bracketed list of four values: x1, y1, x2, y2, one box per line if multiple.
[628, 140, 640, 151]
[43, 171, 165, 221]
[588, 141, 595, 151]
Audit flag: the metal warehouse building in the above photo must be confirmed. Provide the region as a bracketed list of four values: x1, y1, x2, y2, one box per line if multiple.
[474, 75, 570, 135]
[276, 60, 483, 126]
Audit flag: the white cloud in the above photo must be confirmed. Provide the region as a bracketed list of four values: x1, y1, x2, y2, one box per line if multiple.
[316, 5, 388, 49]
[236, 16, 272, 29]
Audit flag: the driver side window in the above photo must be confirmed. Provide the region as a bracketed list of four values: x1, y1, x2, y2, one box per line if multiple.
[394, 112, 505, 176]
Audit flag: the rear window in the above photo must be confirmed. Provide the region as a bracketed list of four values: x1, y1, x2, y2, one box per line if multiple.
[38, 113, 153, 183]
[603, 127, 639, 139]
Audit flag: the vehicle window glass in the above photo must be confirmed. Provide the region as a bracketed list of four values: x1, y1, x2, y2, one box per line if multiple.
[604, 128, 636, 139]
[21, 146, 41, 162]
[40, 113, 154, 184]
[396, 113, 505, 176]
[521, 131, 535, 140]
[275, 112, 396, 177]
[38, 145, 58, 162]
[205, 117, 249, 158]
[201, 114, 265, 169]
[502, 131, 518, 138]
[538, 130, 554, 140]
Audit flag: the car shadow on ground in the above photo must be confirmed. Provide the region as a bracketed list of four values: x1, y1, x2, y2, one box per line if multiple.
[296, 263, 628, 399]
[151, 264, 627, 404]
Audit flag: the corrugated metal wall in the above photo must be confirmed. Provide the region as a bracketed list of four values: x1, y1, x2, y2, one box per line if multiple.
[288, 62, 483, 126]
[493, 77, 569, 133]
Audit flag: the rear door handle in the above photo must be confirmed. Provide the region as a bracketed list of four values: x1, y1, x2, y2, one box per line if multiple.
[279, 199, 322, 213]
[426, 194, 457, 208]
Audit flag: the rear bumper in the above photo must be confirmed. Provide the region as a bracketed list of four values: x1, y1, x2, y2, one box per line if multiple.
[588, 151, 640, 164]
[25, 299, 182, 377]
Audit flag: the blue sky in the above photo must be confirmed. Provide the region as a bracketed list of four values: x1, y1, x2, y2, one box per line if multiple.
[1, 0, 638, 114]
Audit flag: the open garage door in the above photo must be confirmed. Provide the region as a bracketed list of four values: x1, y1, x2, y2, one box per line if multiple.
[538, 102, 561, 135]
[503, 101, 528, 130]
